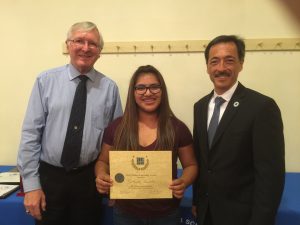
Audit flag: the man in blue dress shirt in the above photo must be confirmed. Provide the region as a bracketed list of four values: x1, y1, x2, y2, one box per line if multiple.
[17, 21, 123, 225]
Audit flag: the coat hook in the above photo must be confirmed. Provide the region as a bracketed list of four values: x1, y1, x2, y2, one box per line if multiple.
[168, 44, 171, 51]
[275, 42, 282, 47]
[257, 42, 263, 48]
[150, 45, 154, 52]
[185, 44, 189, 52]
[202, 44, 207, 49]
[133, 45, 137, 53]
[116, 46, 120, 52]
[295, 42, 300, 48]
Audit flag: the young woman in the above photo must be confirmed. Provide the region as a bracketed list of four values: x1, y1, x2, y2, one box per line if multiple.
[95, 65, 197, 225]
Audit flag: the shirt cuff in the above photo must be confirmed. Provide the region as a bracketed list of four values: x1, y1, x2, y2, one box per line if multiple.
[22, 176, 41, 193]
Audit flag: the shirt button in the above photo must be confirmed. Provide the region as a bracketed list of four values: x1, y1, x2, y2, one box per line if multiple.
[74, 126, 78, 130]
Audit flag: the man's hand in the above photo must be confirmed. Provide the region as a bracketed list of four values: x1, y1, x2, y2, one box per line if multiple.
[192, 205, 197, 217]
[24, 189, 46, 220]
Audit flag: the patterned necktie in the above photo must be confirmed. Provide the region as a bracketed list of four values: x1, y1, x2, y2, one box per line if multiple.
[208, 97, 225, 148]
[61, 75, 88, 171]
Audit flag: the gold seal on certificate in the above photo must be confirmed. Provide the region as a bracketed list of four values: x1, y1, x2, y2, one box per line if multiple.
[109, 151, 172, 199]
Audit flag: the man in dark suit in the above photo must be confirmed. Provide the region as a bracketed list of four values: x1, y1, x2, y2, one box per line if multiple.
[192, 35, 285, 225]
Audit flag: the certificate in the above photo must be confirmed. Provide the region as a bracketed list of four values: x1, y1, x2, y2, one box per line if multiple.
[0, 172, 20, 184]
[0, 184, 19, 198]
[109, 151, 172, 199]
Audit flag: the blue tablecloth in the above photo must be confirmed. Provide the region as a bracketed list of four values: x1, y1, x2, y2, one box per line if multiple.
[0, 166, 34, 225]
[178, 170, 300, 225]
[275, 173, 300, 225]
[1, 166, 299, 225]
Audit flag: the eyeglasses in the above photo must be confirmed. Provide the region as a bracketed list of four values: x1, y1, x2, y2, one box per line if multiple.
[134, 84, 162, 95]
[68, 39, 99, 50]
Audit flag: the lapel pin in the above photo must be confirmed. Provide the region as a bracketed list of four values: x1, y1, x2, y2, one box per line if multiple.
[233, 101, 239, 107]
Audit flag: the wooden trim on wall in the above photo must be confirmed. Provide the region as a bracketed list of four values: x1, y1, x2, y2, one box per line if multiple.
[62, 38, 300, 54]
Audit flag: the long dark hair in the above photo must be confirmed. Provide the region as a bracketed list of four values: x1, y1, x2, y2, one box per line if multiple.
[113, 65, 175, 150]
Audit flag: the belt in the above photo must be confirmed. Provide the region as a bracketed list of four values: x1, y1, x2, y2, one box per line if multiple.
[40, 160, 96, 174]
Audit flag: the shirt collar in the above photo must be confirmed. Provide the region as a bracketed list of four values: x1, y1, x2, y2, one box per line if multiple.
[212, 81, 238, 102]
[68, 64, 97, 82]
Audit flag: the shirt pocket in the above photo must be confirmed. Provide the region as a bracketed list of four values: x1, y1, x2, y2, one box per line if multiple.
[91, 104, 112, 130]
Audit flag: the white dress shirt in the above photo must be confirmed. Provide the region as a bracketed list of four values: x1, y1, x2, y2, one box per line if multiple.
[207, 81, 238, 129]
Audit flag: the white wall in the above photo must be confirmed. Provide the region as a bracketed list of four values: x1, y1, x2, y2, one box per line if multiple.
[0, 0, 299, 171]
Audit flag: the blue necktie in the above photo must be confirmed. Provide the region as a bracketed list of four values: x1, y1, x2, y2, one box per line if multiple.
[61, 75, 88, 171]
[208, 97, 225, 148]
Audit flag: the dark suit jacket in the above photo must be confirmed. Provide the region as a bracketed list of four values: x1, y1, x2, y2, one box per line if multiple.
[193, 83, 285, 225]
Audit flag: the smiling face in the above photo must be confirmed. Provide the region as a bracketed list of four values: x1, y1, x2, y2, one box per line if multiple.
[134, 73, 162, 114]
[66, 28, 101, 74]
[207, 42, 243, 95]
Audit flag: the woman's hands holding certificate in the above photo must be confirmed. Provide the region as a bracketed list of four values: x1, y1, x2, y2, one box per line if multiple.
[169, 178, 186, 199]
[95, 173, 113, 194]
[171, 144, 198, 199]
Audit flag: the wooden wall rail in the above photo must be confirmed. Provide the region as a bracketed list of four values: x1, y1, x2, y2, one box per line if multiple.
[62, 38, 300, 54]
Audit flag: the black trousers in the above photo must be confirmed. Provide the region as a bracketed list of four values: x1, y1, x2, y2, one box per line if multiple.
[203, 206, 213, 225]
[36, 161, 103, 225]
[196, 205, 213, 225]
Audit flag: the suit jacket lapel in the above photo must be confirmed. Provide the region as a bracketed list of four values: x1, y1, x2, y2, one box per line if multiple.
[210, 83, 246, 149]
[201, 91, 214, 156]
[201, 92, 213, 156]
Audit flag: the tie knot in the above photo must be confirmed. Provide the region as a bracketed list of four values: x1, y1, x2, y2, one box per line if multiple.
[214, 97, 225, 106]
[79, 75, 88, 82]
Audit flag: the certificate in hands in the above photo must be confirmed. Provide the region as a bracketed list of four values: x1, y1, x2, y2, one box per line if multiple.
[109, 151, 172, 199]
